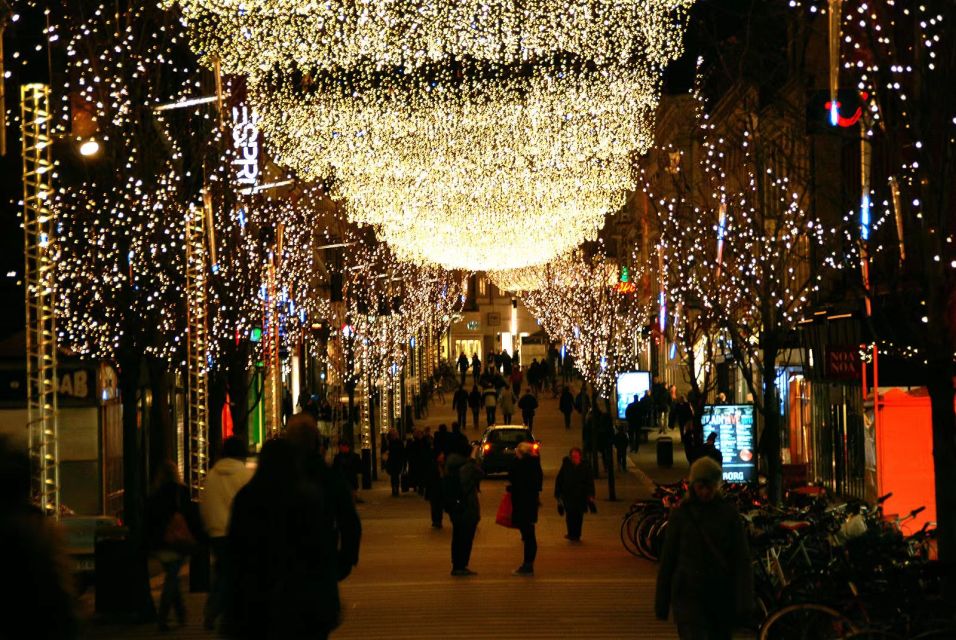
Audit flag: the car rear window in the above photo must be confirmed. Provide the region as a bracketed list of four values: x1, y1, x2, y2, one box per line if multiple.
[489, 429, 532, 445]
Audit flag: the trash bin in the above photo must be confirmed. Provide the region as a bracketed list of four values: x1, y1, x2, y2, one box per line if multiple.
[94, 526, 134, 615]
[656, 436, 673, 467]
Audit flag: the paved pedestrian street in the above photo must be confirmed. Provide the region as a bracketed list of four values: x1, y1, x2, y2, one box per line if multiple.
[82, 387, 696, 639]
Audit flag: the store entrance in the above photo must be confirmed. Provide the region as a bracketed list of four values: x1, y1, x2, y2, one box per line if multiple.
[453, 339, 482, 363]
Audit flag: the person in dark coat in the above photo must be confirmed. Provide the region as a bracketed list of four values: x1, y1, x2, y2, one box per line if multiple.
[593, 404, 614, 475]
[332, 439, 363, 502]
[471, 354, 481, 384]
[457, 353, 469, 386]
[655, 457, 753, 640]
[433, 423, 450, 458]
[0, 436, 78, 640]
[559, 386, 575, 430]
[468, 385, 482, 430]
[225, 438, 340, 640]
[385, 428, 406, 496]
[554, 447, 595, 541]
[446, 441, 483, 575]
[510, 365, 524, 398]
[517, 388, 538, 429]
[509, 442, 543, 576]
[638, 390, 654, 429]
[147, 460, 205, 631]
[500, 349, 513, 375]
[425, 450, 446, 529]
[695, 432, 723, 467]
[614, 425, 630, 472]
[452, 384, 469, 429]
[625, 394, 643, 450]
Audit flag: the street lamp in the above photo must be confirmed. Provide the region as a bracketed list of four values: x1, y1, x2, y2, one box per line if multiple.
[77, 138, 100, 157]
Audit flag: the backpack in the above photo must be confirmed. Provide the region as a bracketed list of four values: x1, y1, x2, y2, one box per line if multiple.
[442, 464, 465, 515]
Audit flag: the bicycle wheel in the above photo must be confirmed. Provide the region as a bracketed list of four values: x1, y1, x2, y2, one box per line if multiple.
[620, 513, 642, 557]
[648, 518, 668, 560]
[759, 603, 857, 640]
[635, 511, 665, 560]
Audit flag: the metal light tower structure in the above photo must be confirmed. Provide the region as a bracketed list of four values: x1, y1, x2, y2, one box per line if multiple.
[21, 83, 59, 517]
[185, 205, 209, 498]
[262, 257, 282, 438]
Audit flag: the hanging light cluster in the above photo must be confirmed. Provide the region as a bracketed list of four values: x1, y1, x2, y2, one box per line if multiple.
[169, 0, 694, 270]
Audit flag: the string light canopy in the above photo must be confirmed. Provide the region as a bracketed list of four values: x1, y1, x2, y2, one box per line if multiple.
[171, 0, 694, 271]
[169, 0, 695, 76]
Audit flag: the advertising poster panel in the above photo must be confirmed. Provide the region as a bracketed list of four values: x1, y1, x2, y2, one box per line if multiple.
[701, 404, 756, 483]
[615, 371, 651, 420]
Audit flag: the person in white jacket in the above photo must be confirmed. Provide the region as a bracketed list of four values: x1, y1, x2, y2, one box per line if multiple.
[199, 436, 252, 631]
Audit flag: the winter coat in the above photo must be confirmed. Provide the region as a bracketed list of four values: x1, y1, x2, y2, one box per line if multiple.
[200, 457, 253, 538]
[508, 455, 543, 527]
[385, 439, 406, 476]
[554, 457, 595, 513]
[332, 451, 363, 490]
[445, 453, 483, 524]
[468, 388, 482, 410]
[498, 389, 515, 415]
[614, 430, 630, 451]
[559, 389, 575, 415]
[452, 388, 469, 412]
[517, 393, 538, 416]
[482, 388, 497, 408]
[655, 496, 753, 629]
[226, 468, 341, 639]
[457, 355, 469, 373]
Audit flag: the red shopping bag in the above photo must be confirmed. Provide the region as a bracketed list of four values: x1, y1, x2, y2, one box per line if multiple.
[496, 492, 516, 528]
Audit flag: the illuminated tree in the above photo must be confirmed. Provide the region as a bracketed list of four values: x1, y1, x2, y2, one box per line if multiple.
[801, 0, 956, 583]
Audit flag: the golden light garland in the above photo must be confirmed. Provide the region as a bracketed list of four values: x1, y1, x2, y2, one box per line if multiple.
[169, 0, 694, 75]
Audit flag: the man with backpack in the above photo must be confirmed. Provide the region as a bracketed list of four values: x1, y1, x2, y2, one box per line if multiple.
[444, 440, 483, 576]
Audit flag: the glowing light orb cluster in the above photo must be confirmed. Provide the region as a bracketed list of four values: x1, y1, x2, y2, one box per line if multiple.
[171, 0, 694, 269]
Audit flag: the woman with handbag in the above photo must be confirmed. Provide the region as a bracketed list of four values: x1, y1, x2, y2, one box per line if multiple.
[147, 460, 203, 631]
[554, 447, 596, 542]
[508, 442, 543, 576]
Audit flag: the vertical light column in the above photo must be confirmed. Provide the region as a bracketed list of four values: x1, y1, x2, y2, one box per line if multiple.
[262, 259, 281, 438]
[21, 83, 59, 517]
[185, 206, 209, 499]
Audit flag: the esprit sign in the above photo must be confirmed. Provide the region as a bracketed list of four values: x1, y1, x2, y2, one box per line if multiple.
[826, 346, 862, 381]
[232, 105, 260, 186]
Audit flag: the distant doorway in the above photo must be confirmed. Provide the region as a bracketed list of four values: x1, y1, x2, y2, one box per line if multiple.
[453, 339, 482, 363]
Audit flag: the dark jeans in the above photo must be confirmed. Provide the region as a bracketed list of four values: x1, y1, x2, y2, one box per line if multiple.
[565, 510, 584, 540]
[523, 413, 535, 430]
[204, 537, 230, 629]
[512, 382, 521, 397]
[457, 409, 467, 429]
[471, 409, 480, 429]
[486, 407, 496, 426]
[460, 371, 467, 386]
[503, 412, 512, 425]
[451, 517, 478, 570]
[390, 471, 400, 495]
[617, 447, 628, 471]
[430, 495, 444, 527]
[158, 554, 186, 625]
[562, 412, 571, 429]
[520, 524, 537, 566]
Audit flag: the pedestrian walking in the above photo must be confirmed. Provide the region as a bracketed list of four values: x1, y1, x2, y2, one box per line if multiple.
[482, 384, 498, 426]
[594, 403, 614, 475]
[554, 447, 595, 542]
[510, 365, 524, 398]
[426, 450, 446, 529]
[575, 386, 591, 430]
[509, 442, 543, 576]
[332, 439, 364, 502]
[498, 386, 516, 425]
[445, 440, 483, 576]
[452, 384, 469, 429]
[471, 354, 481, 384]
[147, 460, 204, 632]
[457, 352, 469, 386]
[670, 394, 696, 458]
[385, 428, 406, 497]
[655, 457, 753, 640]
[500, 349, 513, 375]
[517, 388, 538, 429]
[695, 432, 723, 467]
[614, 425, 630, 472]
[625, 394, 642, 450]
[559, 386, 575, 430]
[200, 436, 252, 631]
[0, 436, 78, 639]
[652, 377, 670, 432]
[225, 435, 354, 640]
[468, 384, 482, 430]
[434, 423, 451, 458]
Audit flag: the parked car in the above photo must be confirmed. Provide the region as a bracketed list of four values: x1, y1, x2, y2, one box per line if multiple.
[475, 425, 539, 475]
